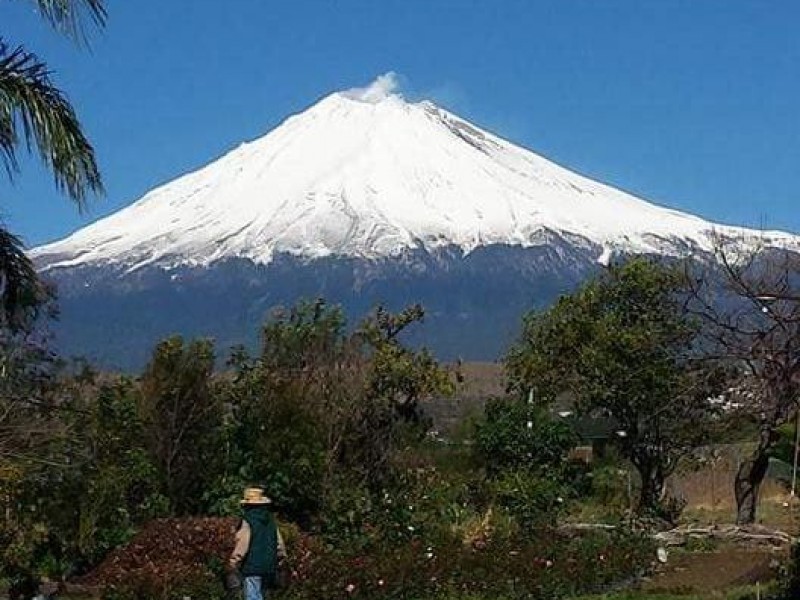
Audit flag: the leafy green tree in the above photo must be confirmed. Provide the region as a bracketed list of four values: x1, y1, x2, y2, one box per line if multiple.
[1, 374, 164, 578]
[360, 305, 454, 422]
[218, 355, 328, 522]
[506, 258, 722, 517]
[0, 282, 65, 596]
[218, 300, 454, 523]
[342, 304, 455, 484]
[1, 0, 105, 327]
[214, 302, 346, 521]
[138, 336, 224, 514]
[61, 377, 166, 565]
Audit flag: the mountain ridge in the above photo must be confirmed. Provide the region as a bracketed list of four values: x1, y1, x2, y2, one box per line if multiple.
[29, 74, 800, 369]
[33, 74, 798, 273]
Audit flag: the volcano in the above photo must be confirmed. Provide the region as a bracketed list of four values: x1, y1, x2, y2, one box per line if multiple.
[32, 74, 798, 369]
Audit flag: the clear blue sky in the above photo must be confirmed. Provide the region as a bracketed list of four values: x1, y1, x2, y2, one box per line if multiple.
[3, 0, 799, 246]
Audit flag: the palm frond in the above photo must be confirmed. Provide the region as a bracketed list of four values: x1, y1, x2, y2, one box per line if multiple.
[0, 226, 42, 332]
[19, 0, 107, 39]
[0, 39, 104, 207]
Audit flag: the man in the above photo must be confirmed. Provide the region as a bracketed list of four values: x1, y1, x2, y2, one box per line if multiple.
[228, 487, 287, 600]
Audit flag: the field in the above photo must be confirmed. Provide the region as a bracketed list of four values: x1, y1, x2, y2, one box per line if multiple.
[3, 363, 798, 600]
[345, 379, 792, 600]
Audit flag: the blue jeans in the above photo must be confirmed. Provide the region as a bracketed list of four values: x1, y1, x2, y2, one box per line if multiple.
[243, 576, 269, 600]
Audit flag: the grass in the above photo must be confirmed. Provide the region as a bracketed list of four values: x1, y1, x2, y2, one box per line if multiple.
[572, 583, 775, 599]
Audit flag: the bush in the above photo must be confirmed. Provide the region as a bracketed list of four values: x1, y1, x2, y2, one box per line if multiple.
[282, 527, 654, 600]
[100, 565, 226, 600]
[587, 463, 630, 513]
[319, 467, 485, 551]
[492, 469, 568, 530]
[475, 398, 576, 476]
[775, 540, 800, 600]
[473, 397, 579, 531]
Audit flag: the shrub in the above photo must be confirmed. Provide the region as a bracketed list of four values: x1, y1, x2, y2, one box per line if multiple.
[587, 463, 631, 514]
[319, 467, 484, 551]
[491, 469, 568, 530]
[100, 565, 226, 600]
[281, 527, 654, 600]
[475, 398, 576, 476]
[473, 397, 578, 531]
[775, 540, 800, 600]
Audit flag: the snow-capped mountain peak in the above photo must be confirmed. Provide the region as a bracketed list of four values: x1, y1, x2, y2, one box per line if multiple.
[33, 74, 797, 272]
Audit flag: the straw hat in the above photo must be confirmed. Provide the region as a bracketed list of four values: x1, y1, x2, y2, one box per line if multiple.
[240, 487, 272, 505]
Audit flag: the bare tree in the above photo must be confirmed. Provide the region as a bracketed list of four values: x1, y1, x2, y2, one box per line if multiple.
[686, 237, 800, 524]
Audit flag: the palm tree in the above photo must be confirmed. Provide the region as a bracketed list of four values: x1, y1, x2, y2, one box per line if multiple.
[1, 0, 106, 331]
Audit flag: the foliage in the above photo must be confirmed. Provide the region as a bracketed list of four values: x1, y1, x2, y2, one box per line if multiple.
[215, 300, 454, 523]
[100, 565, 226, 600]
[0, 373, 170, 588]
[775, 541, 800, 600]
[586, 455, 631, 517]
[474, 396, 579, 529]
[574, 588, 775, 600]
[138, 336, 223, 514]
[0, 289, 66, 594]
[0, 292, 60, 465]
[340, 304, 455, 485]
[491, 470, 570, 530]
[283, 527, 654, 600]
[216, 368, 327, 521]
[475, 397, 576, 475]
[0, 6, 105, 581]
[1, 0, 105, 327]
[0, 229, 46, 332]
[770, 421, 797, 466]
[25, 0, 107, 39]
[0, 40, 102, 204]
[215, 302, 342, 520]
[360, 304, 455, 423]
[0, 465, 50, 598]
[58, 377, 168, 566]
[319, 465, 487, 552]
[505, 257, 723, 517]
[0, 295, 664, 598]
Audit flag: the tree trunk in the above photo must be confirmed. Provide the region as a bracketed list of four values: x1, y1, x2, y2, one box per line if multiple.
[636, 460, 666, 515]
[734, 422, 779, 525]
[734, 447, 771, 524]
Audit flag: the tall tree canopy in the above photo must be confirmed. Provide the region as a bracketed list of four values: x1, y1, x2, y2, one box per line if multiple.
[506, 257, 723, 518]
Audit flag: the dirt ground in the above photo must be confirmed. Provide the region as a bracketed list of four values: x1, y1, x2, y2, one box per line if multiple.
[641, 548, 784, 594]
[671, 447, 797, 532]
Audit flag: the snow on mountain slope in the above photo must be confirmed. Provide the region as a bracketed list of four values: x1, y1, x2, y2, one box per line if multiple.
[32, 74, 798, 272]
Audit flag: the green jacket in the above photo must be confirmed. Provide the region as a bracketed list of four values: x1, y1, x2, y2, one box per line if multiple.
[240, 506, 279, 583]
